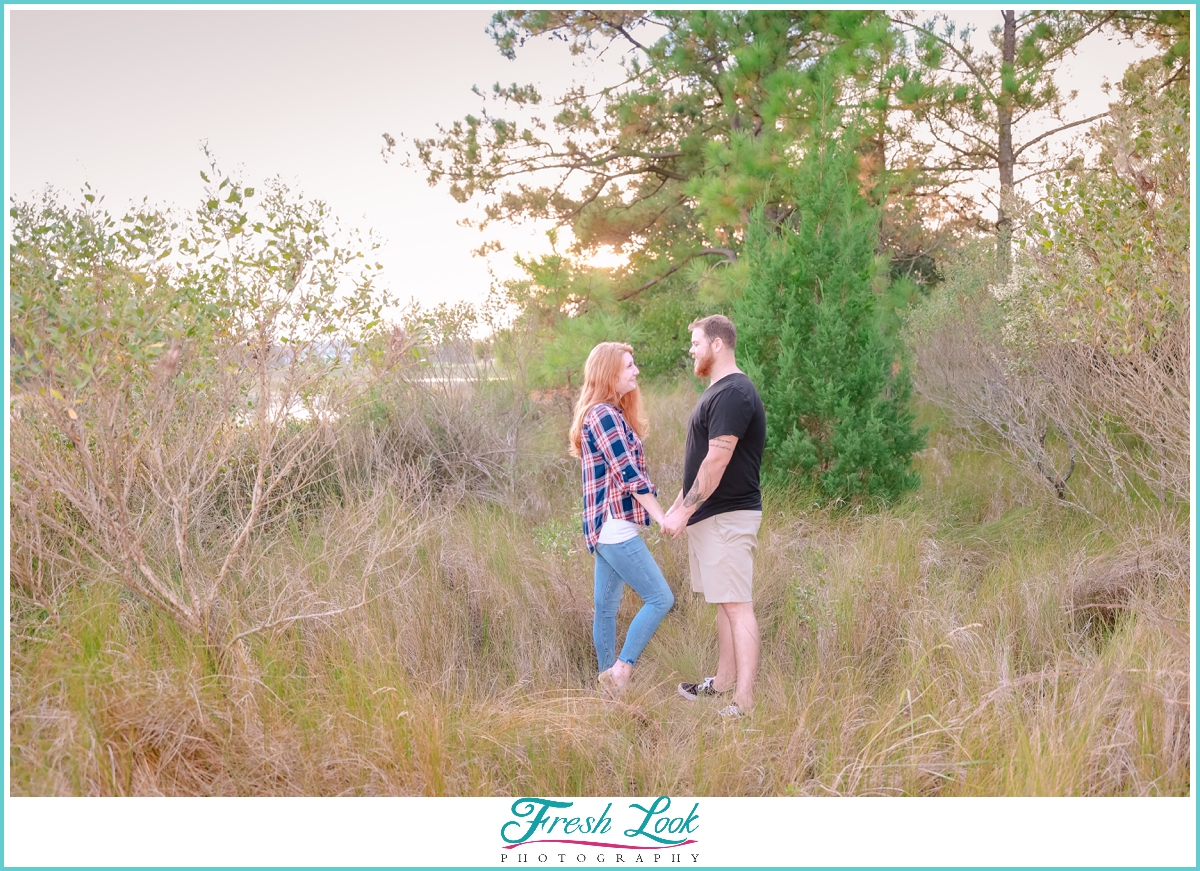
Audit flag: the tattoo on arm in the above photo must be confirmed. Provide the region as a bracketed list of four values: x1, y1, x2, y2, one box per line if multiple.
[683, 466, 713, 508]
[709, 436, 736, 454]
[683, 478, 707, 508]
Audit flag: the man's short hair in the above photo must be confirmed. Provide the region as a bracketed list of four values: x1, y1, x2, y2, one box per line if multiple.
[688, 314, 737, 350]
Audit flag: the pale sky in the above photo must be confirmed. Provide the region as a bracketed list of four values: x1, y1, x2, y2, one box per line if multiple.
[7, 7, 615, 315]
[7, 7, 1156, 318]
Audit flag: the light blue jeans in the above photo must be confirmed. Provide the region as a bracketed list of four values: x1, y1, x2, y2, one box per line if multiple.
[593, 536, 674, 671]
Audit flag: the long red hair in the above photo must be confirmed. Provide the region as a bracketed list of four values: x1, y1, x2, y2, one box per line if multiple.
[568, 342, 649, 458]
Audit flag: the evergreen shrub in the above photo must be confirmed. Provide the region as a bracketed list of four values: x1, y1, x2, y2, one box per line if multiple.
[735, 109, 925, 503]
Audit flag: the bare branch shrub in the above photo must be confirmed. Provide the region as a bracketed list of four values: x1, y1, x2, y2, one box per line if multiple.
[1006, 68, 1188, 508]
[331, 302, 535, 502]
[909, 70, 1189, 511]
[1039, 317, 1189, 506]
[227, 469, 427, 644]
[9, 167, 398, 646]
[349, 377, 527, 501]
[907, 255, 1077, 499]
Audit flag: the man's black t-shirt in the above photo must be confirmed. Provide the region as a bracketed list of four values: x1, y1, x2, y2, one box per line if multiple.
[682, 372, 766, 526]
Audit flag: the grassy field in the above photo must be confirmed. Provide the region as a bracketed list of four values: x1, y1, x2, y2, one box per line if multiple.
[8, 378, 1191, 796]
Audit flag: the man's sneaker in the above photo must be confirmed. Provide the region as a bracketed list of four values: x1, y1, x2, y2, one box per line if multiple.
[717, 702, 745, 719]
[677, 677, 721, 701]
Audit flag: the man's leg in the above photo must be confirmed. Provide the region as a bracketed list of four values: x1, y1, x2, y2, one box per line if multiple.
[713, 603, 737, 693]
[687, 515, 729, 693]
[719, 601, 759, 710]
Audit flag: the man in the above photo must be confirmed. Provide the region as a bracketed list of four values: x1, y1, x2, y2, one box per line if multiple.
[662, 314, 766, 719]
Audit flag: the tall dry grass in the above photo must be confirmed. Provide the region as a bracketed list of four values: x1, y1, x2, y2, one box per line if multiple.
[9, 377, 1190, 796]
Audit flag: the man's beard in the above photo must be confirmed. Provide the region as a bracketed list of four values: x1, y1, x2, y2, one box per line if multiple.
[693, 349, 713, 379]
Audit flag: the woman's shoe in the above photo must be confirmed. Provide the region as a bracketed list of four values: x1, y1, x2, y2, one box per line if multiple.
[598, 669, 620, 699]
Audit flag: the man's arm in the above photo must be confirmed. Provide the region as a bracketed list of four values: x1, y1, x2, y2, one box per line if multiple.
[662, 435, 738, 538]
[682, 435, 737, 511]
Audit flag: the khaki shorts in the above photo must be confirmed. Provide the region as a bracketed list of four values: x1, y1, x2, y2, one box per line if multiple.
[687, 510, 763, 603]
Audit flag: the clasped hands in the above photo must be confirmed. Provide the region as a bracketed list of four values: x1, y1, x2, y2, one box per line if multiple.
[660, 507, 688, 540]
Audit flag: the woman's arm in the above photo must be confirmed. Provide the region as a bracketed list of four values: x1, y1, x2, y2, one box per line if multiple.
[633, 490, 668, 527]
[589, 407, 655, 497]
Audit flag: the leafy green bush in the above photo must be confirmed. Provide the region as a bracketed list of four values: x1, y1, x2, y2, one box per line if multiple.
[486, 234, 641, 389]
[624, 277, 721, 377]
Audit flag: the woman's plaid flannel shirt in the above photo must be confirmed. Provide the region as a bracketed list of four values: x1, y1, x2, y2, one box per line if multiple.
[579, 403, 656, 554]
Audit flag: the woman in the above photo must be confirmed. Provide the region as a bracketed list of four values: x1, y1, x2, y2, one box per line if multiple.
[569, 342, 674, 697]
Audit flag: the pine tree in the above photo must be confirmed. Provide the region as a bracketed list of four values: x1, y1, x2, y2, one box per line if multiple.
[735, 77, 925, 502]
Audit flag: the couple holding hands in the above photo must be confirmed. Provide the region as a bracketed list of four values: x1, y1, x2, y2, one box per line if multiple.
[568, 315, 766, 719]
